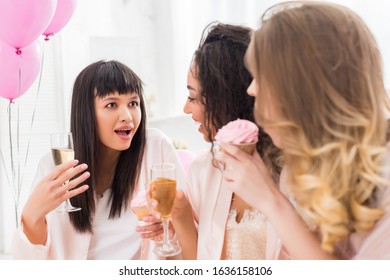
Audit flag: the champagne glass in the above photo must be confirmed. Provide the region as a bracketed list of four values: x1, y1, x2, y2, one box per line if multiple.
[51, 132, 81, 212]
[150, 163, 181, 257]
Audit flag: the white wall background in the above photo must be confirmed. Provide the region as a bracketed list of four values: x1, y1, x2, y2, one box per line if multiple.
[1, 0, 390, 257]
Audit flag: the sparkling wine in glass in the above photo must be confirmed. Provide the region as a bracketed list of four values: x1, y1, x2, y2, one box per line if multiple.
[51, 132, 81, 213]
[150, 163, 181, 257]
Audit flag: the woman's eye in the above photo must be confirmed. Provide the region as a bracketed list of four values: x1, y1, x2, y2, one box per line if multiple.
[106, 103, 117, 108]
[187, 96, 195, 103]
[129, 101, 139, 107]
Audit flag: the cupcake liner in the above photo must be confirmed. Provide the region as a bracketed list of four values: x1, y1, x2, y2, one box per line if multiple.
[221, 141, 257, 155]
[233, 142, 257, 154]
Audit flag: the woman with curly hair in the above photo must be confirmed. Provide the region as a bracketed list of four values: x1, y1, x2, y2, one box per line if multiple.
[170, 22, 281, 259]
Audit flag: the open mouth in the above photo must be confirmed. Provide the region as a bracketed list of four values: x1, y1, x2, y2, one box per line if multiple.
[114, 129, 131, 136]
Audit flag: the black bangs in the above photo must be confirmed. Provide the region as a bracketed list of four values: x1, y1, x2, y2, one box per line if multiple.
[93, 60, 143, 98]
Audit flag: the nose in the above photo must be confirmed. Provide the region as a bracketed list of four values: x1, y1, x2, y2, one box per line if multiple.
[120, 106, 132, 123]
[183, 100, 191, 114]
[247, 79, 257, 97]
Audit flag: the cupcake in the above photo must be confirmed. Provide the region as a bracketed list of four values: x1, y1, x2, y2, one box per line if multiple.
[130, 190, 150, 224]
[215, 119, 258, 154]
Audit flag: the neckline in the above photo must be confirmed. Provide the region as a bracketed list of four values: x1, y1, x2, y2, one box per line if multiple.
[95, 188, 111, 200]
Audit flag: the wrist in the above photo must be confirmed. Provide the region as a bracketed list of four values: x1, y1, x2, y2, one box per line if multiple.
[263, 187, 293, 220]
[21, 207, 46, 229]
[21, 210, 48, 245]
[172, 204, 192, 222]
[172, 210, 194, 230]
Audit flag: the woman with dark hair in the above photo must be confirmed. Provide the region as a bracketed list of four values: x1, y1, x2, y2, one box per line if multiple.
[171, 23, 281, 259]
[12, 60, 185, 259]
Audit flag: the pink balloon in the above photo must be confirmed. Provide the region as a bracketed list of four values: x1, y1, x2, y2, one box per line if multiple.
[43, 0, 78, 38]
[0, 0, 56, 49]
[0, 40, 42, 101]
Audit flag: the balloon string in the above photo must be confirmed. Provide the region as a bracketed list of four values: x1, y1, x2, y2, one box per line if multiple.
[8, 102, 18, 226]
[15, 130, 20, 223]
[8, 103, 15, 183]
[20, 42, 45, 189]
[17, 101, 21, 205]
[2, 101, 18, 226]
[0, 150, 12, 194]
[16, 67, 21, 208]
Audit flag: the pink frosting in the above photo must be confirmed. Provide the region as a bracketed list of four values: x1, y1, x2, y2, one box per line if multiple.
[215, 119, 258, 144]
[131, 190, 147, 207]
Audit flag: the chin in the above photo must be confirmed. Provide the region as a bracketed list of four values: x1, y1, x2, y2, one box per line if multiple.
[110, 142, 132, 151]
[199, 126, 215, 143]
[120, 143, 132, 151]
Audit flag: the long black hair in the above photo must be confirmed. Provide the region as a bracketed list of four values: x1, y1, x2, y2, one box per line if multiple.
[193, 22, 281, 177]
[69, 60, 146, 233]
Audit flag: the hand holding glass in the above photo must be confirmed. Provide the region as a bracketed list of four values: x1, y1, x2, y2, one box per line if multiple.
[51, 132, 81, 212]
[150, 163, 181, 257]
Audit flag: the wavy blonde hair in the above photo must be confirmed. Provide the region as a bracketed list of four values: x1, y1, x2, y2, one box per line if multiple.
[248, 2, 390, 252]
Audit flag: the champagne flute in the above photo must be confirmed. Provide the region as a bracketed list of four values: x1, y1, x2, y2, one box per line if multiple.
[51, 132, 81, 212]
[150, 163, 181, 257]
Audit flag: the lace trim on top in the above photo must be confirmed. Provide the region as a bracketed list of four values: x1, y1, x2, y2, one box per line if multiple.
[221, 208, 267, 259]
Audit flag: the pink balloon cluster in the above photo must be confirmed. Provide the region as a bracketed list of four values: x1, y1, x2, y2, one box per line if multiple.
[0, 0, 78, 101]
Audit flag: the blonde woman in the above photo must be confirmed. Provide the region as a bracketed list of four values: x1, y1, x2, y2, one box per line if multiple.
[215, 1, 390, 259]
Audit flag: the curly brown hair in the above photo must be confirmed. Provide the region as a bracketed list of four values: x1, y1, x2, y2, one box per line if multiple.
[193, 22, 281, 179]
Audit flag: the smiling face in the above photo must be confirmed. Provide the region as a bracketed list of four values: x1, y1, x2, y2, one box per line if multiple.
[94, 91, 141, 153]
[183, 63, 216, 142]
